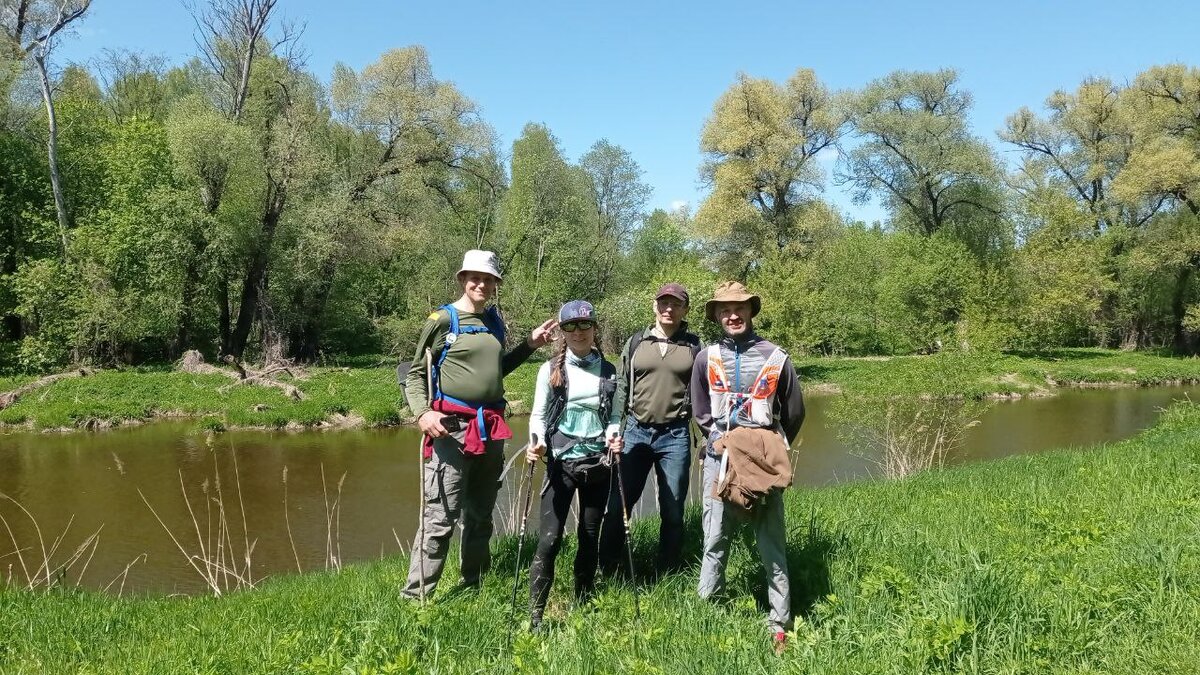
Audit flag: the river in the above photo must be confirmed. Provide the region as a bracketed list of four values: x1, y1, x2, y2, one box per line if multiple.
[1, 386, 1195, 595]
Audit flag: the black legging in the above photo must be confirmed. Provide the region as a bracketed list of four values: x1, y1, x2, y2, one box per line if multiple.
[528, 455, 613, 619]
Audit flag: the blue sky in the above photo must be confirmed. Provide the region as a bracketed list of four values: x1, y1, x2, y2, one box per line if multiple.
[58, 0, 1200, 223]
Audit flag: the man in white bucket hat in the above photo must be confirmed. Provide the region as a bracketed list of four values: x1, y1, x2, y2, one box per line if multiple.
[402, 250, 557, 599]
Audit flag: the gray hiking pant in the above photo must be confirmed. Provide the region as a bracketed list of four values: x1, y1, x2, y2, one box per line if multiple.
[403, 429, 505, 598]
[697, 453, 792, 633]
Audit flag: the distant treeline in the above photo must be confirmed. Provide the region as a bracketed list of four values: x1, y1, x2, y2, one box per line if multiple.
[2, 1, 1198, 372]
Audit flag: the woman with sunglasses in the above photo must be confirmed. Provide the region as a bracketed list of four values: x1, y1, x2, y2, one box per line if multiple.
[525, 300, 620, 630]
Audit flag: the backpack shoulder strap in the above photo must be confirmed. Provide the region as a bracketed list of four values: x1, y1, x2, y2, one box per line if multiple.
[483, 305, 507, 346]
[600, 357, 617, 380]
[544, 370, 569, 438]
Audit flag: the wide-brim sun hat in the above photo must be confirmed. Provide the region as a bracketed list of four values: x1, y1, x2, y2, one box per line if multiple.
[704, 281, 762, 322]
[457, 249, 502, 280]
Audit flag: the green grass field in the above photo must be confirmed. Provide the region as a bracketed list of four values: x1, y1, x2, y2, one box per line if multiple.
[1, 349, 1199, 431]
[3, 399, 1199, 672]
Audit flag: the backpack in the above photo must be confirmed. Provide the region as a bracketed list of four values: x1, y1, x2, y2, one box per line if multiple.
[430, 303, 506, 405]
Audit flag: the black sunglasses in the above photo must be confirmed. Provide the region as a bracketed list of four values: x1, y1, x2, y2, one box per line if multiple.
[561, 321, 596, 332]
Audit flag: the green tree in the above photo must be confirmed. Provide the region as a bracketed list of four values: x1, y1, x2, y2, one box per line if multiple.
[1114, 64, 1200, 352]
[578, 139, 651, 292]
[498, 123, 595, 329]
[841, 69, 1008, 258]
[697, 68, 847, 276]
[1, 0, 93, 258]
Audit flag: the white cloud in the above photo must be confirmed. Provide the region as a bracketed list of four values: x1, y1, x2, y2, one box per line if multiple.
[816, 147, 839, 164]
[669, 200, 689, 212]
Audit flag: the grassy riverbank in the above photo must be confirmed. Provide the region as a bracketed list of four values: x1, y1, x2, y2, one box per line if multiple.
[1, 349, 1198, 431]
[3, 400, 1199, 672]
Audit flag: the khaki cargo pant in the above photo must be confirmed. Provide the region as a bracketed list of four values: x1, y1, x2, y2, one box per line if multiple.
[403, 429, 505, 598]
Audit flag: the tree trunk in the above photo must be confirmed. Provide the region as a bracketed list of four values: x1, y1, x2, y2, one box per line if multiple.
[34, 53, 70, 259]
[176, 255, 203, 357]
[1172, 264, 1196, 355]
[219, 277, 232, 356]
[291, 260, 336, 362]
[227, 184, 285, 359]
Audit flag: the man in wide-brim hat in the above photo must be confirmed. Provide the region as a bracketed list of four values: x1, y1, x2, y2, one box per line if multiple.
[690, 280, 805, 654]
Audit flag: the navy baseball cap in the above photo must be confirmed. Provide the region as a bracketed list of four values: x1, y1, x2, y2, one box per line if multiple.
[559, 300, 597, 324]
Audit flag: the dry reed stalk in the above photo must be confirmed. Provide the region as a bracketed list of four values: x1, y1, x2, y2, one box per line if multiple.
[139, 443, 259, 596]
[282, 466, 302, 574]
[0, 493, 103, 590]
[320, 464, 346, 571]
[103, 553, 147, 598]
[224, 443, 256, 587]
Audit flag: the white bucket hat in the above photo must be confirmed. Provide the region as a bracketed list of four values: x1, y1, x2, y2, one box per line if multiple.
[457, 249, 502, 280]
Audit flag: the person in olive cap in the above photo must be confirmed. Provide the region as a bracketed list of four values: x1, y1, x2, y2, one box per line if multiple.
[525, 300, 620, 629]
[690, 280, 804, 654]
[600, 282, 703, 574]
[402, 250, 557, 600]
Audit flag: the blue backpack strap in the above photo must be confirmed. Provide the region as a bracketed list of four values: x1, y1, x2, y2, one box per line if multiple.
[431, 303, 506, 432]
[483, 305, 506, 345]
[432, 304, 458, 401]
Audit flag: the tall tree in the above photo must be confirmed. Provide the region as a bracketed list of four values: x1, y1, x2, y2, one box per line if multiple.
[1, 0, 92, 259]
[225, 56, 321, 361]
[293, 46, 497, 360]
[179, 0, 295, 358]
[578, 139, 651, 292]
[1001, 78, 1160, 233]
[499, 123, 594, 323]
[697, 68, 847, 275]
[1115, 64, 1200, 215]
[840, 69, 1006, 256]
[1114, 64, 1200, 353]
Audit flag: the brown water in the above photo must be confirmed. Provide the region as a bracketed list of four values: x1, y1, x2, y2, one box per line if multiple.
[0, 386, 1195, 595]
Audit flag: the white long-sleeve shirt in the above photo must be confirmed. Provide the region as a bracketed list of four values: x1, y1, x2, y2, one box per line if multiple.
[529, 350, 621, 459]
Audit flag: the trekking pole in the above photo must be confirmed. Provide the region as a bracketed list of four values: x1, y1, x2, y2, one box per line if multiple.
[507, 433, 539, 636]
[416, 348, 433, 603]
[612, 450, 641, 622]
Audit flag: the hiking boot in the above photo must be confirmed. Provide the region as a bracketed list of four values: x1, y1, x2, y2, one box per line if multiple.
[529, 615, 544, 633]
[574, 580, 596, 606]
[772, 631, 787, 656]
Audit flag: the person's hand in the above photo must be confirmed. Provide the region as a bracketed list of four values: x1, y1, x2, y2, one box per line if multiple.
[527, 318, 559, 349]
[417, 410, 449, 438]
[526, 441, 546, 464]
[606, 434, 624, 455]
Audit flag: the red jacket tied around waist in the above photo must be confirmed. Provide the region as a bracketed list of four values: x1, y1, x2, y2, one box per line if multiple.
[422, 399, 512, 459]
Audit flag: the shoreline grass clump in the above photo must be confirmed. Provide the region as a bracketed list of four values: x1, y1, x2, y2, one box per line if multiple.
[3, 401, 1199, 672]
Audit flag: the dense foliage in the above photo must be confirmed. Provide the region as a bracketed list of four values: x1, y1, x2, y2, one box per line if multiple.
[2, 3, 1199, 373]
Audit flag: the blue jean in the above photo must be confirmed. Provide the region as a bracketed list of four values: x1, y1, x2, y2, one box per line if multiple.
[600, 418, 691, 572]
